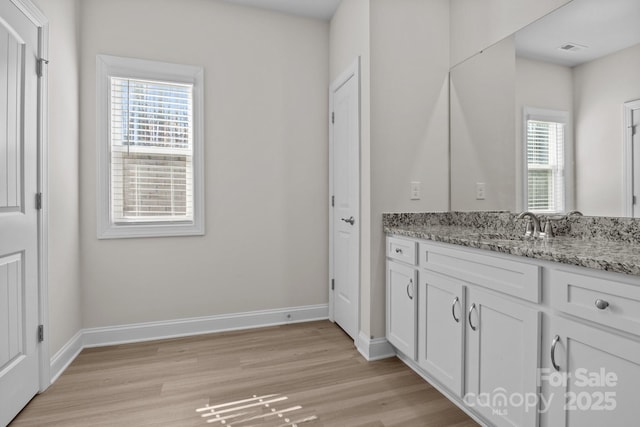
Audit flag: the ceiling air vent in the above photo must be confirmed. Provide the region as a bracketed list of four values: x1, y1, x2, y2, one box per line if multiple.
[558, 42, 588, 52]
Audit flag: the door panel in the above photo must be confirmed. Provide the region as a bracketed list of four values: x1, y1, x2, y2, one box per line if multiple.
[419, 270, 465, 397]
[466, 288, 540, 427]
[0, 14, 23, 211]
[0, 0, 41, 425]
[547, 316, 640, 427]
[387, 260, 417, 359]
[0, 253, 25, 368]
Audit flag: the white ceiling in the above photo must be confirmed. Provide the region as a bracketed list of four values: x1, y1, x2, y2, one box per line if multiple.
[222, 0, 341, 20]
[515, 0, 640, 67]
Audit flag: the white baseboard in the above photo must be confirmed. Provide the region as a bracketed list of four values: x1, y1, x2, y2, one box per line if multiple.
[356, 331, 396, 361]
[82, 304, 328, 348]
[49, 330, 83, 384]
[50, 304, 328, 382]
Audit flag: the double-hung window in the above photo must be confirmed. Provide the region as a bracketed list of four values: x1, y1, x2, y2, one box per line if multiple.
[97, 55, 204, 238]
[523, 107, 568, 214]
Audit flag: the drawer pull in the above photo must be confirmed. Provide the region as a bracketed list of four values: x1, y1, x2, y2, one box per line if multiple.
[395, 248, 403, 254]
[451, 297, 460, 323]
[468, 303, 477, 331]
[551, 335, 561, 371]
[595, 299, 610, 310]
[406, 279, 414, 300]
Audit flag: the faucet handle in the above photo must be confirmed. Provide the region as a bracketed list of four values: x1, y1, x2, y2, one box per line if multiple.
[541, 220, 554, 238]
[524, 218, 534, 237]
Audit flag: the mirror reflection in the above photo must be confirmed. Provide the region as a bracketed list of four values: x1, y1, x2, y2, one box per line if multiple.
[450, 0, 640, 217]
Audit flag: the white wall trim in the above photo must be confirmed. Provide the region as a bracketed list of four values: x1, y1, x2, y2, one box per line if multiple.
[356, 331, 395, 361]
[49, 305, 328, 382]
[49, 331, 83, 384]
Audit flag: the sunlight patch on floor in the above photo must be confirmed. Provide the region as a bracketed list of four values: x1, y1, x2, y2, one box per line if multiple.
[197, 394, 318, 426]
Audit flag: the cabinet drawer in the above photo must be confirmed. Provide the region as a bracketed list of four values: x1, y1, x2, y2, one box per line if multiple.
[387, 236, 417, 265]
[550, 269, 640, 336]
[419, 243, 540, 303]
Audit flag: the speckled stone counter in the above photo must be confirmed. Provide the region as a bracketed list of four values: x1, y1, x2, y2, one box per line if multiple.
[383, 212, 640, 276]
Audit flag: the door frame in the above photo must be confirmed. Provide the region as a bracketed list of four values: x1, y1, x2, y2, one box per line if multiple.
[328, 57, 361, 339]
[9, 0, 50, 391]
[623, 99, 640, 217]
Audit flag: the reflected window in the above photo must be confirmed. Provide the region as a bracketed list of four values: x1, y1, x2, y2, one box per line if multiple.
[524, 108, 567, 214]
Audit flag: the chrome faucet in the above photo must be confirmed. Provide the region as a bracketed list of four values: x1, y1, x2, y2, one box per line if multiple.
[565, 210, 583, 217]
[517, 211, 541, 237]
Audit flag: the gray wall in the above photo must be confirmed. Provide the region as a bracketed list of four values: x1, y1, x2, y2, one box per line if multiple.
[79, 0, 330, 328]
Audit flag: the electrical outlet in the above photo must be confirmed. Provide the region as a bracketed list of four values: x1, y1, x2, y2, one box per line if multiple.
[410, 182, 421, 200]
[476, 182, 486, 200]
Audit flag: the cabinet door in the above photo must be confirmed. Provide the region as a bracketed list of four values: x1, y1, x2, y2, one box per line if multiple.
[419, 270, 465, 397]
[466, 287, 540, 427]
[545, 316, 640, 427]
[386, 260, 417, 359]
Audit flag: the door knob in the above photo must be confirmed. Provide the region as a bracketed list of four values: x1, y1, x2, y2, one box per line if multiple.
[341, 216, 355, 225]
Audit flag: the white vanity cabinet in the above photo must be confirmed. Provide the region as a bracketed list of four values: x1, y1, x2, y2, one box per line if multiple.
[465, 286, 540, 427]
[418, 269, 465, 397]
[544, 316, 640, 427]
[419, 241, 541, 427]
[386, 237, 418, 360]
[542, 268, 640, 427]
[385, 234, 640, 427]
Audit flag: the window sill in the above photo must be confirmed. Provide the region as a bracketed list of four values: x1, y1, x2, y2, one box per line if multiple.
[97, 221, 204, 239]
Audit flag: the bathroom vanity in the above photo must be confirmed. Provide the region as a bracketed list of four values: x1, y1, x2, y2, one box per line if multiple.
[384, 212, 640, 427]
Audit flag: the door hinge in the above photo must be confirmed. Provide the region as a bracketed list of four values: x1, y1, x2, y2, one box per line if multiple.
[36, 193, 42, 210]
[36, 58, 49, 78]
[331, 195, 334, 207]
[331, 112, 335, 124]
[331, 279, 335, 290]
[634, 195, 637, 205]
[38, 325, 44, 342]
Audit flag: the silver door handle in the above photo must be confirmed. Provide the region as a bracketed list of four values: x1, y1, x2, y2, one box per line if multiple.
[406, 279, 414, 300]
[551, 335, 561, 371]
[341, 216, 355, 225]
[595, 299, 609, 310]
[451, 296, 460, 323]
[468, 303, 477, 331]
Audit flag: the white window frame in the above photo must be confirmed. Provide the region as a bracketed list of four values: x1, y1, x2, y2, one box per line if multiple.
[96, 54, 205, 239]
[522, 106, 573, 214]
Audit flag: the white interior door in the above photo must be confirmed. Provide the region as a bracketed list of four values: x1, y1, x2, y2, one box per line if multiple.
[630, 102, 640, 217]
[329, 59, 360, 340]
[0, 1, 41, 424]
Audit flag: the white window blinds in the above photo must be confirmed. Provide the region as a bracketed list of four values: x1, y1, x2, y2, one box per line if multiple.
[110, 77, 194, 223]
[526, 119, 565, 213]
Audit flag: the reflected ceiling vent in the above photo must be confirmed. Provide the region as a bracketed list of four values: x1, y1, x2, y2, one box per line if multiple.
[558, 42, 588, 52]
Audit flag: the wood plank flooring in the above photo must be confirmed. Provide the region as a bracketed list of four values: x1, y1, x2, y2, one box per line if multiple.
[10, 321, 478, 426]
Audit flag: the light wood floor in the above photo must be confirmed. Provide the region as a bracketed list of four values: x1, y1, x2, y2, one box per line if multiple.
[10, 321, 478, 426]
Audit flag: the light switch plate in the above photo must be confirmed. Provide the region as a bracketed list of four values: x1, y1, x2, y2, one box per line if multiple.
[410, 182, 421, 200]
[476, 182, 486, 200]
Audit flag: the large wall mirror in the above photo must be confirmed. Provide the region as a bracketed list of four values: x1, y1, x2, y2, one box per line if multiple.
[450, 0, 640, 217]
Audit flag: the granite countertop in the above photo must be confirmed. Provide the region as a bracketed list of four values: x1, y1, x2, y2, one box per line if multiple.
[383, 212, 640, 277]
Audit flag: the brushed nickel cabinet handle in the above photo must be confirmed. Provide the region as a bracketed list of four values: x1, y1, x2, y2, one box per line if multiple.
[551, 335, 561, 371]
[406, 279, 414, 300]
[468, 303, 477, 331]
[451, 297, 460, 323]
[595, 299, 610, 310]
[395, 248, 403, 254]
